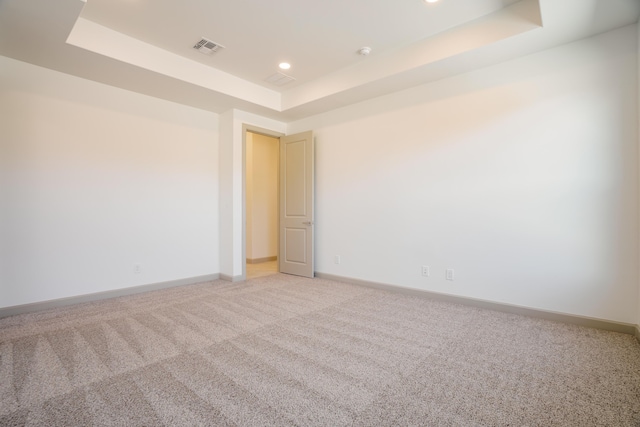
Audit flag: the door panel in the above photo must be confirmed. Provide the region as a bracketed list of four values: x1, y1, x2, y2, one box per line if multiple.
[284, 228, 307, 263]
[280, 131, 314, 278]
[284, 140, 307, 216]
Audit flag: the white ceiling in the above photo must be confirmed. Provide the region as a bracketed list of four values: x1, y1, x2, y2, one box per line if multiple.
[80, 0, 521, 91]
[0, 0, 639, 121]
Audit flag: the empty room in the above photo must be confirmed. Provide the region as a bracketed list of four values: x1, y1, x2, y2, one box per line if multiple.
[1, 0, 640, 425]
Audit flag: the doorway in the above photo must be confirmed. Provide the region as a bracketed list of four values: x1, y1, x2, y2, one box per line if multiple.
[242, 126, 315, 280]
[245, 130, 280, 279]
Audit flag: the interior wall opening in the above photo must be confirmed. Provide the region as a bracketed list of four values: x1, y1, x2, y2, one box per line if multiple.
[245, 130, 280, 279]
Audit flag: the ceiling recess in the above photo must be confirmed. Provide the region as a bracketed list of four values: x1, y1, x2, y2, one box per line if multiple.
[193, 37, 224, 55]
[265, 72, 296, 86]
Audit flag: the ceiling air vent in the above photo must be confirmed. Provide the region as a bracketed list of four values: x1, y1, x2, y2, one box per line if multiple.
[193, 38, 224, 55]
[265, 72, 296, 86]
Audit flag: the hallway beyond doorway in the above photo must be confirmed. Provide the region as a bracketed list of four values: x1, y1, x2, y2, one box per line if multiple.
[246, 260, 278, 280]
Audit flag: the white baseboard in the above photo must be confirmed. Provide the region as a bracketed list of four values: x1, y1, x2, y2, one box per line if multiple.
[0, 274, 220, 319]
[246, 256, 277, 264]
[315, 272, 638, 337]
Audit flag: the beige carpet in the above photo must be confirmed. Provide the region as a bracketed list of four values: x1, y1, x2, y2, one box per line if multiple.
[1, 273, 640, 426]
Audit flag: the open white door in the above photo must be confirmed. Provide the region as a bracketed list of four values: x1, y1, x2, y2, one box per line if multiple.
[279, 131, 314, 278]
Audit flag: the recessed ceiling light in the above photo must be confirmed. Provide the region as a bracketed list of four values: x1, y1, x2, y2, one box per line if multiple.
[279, 62, 291, 70]
[424, 0, 439, 3]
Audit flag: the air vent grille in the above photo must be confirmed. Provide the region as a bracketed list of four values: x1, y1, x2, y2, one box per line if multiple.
[193, 38, 224, 55]
[265, 72, 296, 86]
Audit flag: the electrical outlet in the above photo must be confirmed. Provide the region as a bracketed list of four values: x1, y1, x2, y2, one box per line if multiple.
[334, 255, 341, 265]
[421, 265, 430, 277]
[134, 264, 142, 274]
[446, 269, 454, 281]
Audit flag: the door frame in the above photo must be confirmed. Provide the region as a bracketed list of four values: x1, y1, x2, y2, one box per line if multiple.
[242, 124, 284, 280]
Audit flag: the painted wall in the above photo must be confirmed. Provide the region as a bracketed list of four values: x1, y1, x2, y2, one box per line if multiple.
[0, 56, 220, 309]
[246, 132, 254, 260]
[245, 133, 278, 261]
[289, 25, 639, 324]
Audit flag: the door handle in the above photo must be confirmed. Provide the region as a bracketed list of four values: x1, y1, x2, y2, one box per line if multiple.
[302, 221, 314, 226]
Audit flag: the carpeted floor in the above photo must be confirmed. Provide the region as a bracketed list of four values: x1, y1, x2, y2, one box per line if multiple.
[1, 273, 640, 426]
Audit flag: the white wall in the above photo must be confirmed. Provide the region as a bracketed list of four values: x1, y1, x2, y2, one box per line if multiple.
[246, 133, 278, 261]
[246, 132, 254, 260]
[0, 56, 220, 308]
[289, 25, 639, 324]
[637, 19, 640, 329]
